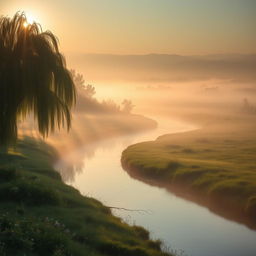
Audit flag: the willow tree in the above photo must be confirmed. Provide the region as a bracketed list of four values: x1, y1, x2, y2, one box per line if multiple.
[0, 13, 76, 149]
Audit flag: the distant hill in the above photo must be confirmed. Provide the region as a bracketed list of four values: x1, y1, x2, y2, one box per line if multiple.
[68, 53, 256, 83]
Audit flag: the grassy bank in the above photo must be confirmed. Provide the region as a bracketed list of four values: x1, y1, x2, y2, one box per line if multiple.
[122, 113, 256, 229]
[0, 137, 171, 256]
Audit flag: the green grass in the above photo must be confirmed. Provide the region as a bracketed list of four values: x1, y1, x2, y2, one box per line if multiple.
[0, 137, 172, 256]
[122, 115, 256, 227]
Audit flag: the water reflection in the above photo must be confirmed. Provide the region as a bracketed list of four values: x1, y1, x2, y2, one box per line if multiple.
[55, 131, 141, 182]
[55, 118, 256, 256]
[55, 117, 194, 182]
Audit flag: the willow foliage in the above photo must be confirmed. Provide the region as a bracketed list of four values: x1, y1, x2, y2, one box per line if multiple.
[0, 12, 76, 146]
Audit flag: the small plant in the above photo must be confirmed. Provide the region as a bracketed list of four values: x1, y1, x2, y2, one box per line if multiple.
[0, 213, 73, 256]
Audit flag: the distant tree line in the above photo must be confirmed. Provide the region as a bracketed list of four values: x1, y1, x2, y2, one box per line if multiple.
[242, 98, 256, 114]
[70, 70, 135, 114]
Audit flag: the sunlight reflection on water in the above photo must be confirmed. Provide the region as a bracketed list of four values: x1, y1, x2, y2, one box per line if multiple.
[56, 117, 256, 256]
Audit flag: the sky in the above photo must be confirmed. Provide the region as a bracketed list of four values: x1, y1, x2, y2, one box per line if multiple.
[0, 0, 255, 55]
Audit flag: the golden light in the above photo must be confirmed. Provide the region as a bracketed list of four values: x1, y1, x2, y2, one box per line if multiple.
[23, 13, 36, 28]
[26, 13, 36, 24]
[23, 21, 29, 28]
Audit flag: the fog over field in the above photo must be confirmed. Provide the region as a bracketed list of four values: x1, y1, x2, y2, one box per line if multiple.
[64, 53, 256, 116]
[18, 53, 256, 167]
[67, 53, 256, 82]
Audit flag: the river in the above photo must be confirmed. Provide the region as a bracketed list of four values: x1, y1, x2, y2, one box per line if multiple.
[56, 117, 256, 256]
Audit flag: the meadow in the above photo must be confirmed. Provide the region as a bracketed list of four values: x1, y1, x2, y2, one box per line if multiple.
[122, 112, 256, 229]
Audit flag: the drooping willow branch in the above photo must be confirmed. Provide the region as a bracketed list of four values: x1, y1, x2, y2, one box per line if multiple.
[0, 12, 76, 146]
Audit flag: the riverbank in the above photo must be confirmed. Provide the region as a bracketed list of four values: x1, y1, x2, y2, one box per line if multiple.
[121, 113, 256, 229]
[0, 137, 171, 256]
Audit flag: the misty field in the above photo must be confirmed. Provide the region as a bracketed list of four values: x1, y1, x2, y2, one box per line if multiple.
[122, 114, 256, 227]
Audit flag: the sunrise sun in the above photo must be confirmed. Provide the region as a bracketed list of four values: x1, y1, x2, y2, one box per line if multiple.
[23, 13, 36, 27]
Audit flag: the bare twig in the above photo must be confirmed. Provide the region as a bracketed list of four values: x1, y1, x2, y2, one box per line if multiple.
[107, 206, 152, 214]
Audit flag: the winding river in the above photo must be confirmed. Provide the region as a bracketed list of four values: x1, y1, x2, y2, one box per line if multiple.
[56, 118, 256, 256]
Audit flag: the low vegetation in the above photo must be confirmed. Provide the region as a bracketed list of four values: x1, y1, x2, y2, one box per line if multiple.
[0, 137, 171, 256]
[71, 69, 135, 115]
[122, 114, 256, 228]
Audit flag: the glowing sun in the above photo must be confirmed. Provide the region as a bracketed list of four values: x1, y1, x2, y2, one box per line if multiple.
[23, 21, 29, 28]
[23, 13, 36, 27]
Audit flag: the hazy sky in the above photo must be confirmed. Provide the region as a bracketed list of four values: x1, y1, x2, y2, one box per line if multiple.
[1, 0, 255, 55]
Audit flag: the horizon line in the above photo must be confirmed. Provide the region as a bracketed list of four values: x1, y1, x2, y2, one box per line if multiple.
[67, 52, 256, 57]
